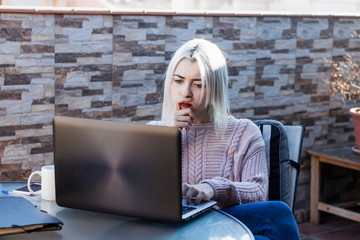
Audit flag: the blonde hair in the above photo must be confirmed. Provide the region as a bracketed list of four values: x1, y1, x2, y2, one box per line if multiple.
[161, 39, 230, 134]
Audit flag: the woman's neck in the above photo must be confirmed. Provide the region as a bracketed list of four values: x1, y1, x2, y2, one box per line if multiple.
[192, 107, 211, 124]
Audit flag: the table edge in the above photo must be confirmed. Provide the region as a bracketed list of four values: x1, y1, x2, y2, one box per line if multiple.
[215, 209, 255, 240]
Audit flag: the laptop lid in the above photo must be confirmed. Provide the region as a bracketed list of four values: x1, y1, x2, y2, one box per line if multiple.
[53, 116, 183, 222]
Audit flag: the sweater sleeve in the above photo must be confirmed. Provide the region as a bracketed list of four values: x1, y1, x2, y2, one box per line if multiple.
[202, 121, 268, 208]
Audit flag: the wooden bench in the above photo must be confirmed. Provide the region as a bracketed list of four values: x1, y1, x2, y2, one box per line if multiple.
[307, 142, 360, 225]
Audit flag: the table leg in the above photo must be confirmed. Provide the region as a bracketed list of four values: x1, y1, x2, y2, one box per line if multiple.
[310, 155, 320, 225]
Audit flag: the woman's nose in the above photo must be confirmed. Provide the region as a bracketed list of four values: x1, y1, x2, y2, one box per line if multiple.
[180, 83, 192, 97]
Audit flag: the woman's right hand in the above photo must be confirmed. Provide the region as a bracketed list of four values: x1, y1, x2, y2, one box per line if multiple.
[182, 183, 215, 205]
[167, 108, 194, 131]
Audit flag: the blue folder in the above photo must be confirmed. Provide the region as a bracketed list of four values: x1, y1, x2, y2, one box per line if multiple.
[0, 196, 63, 236]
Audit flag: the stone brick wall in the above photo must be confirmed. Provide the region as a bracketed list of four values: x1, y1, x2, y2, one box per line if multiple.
[0, 13, 55, 180]
[1, 9, 359, 222]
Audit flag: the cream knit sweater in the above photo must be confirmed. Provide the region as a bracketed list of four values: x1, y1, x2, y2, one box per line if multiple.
[151, 116, 268, 208]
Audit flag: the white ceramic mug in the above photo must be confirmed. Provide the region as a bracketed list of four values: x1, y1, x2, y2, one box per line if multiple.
[27, 165, 56, 201]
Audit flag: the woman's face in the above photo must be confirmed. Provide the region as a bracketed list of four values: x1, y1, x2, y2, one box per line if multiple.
[170, 58, 209, 124]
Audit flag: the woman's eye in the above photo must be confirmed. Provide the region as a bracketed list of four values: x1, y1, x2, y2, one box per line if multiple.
[194, 84, 202, 88]
[174, 79, 182, 84]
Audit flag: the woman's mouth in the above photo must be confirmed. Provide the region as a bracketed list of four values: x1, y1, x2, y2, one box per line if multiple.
[179, 102, 192, 109]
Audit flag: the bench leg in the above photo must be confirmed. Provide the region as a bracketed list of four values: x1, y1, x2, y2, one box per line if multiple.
[310, 155, 320, 225]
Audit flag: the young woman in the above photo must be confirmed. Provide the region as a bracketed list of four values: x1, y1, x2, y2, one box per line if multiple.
[151, 39, 300, 240]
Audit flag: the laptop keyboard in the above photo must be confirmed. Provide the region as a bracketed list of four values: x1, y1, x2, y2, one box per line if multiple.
[182, 205, 196, 215]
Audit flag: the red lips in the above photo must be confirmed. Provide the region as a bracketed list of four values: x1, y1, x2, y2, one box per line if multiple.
[180, 102, 192, 109]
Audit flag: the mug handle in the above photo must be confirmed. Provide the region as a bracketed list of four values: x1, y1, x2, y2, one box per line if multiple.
[27, 171, 41, 195]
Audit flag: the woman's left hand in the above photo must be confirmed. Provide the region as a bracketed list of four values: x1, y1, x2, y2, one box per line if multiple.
[182, 183, 215, 205]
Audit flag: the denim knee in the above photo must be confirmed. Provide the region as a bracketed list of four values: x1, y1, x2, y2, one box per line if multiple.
[220, 201, 300, 240]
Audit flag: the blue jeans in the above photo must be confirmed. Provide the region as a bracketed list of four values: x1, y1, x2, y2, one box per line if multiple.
[221, 201, 300, 240]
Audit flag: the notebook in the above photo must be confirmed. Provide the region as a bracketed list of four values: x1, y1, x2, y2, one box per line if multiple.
[53, 116, 216, 223]
[0, 196, 63, 236]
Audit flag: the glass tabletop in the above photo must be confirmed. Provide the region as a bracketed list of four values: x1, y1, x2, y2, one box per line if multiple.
[0, 182, 254, 240]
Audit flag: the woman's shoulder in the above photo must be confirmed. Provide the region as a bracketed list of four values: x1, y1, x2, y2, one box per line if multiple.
[228, 115, 254, 126]
[227, 116, 260, 133]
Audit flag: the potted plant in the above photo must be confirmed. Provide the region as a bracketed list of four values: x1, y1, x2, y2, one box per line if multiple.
[327, 37, 360, 154]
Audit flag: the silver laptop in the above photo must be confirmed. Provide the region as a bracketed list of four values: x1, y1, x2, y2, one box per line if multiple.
[53, 116, 216, 222]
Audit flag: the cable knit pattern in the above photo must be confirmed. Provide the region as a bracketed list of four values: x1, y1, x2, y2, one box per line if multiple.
[149, 116, 268, 208]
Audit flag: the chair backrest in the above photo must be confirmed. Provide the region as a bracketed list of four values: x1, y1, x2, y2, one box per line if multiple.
[283, 125, 305, 212]
[253, 120, 305, 212]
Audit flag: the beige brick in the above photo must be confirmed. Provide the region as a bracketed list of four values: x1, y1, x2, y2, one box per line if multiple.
[45, 84, 55, 97]
[1, 100, 32, 114]
[275, 39, 296, 49]
[21, 111, 54, 125]
[92, 34, 112, 41]
[4, 144, 31, 157]
[82, 41, 112, 53]
[22, 154, 45, 170]
[0, 42, 21, 54]
[0, 115, 21, 126]
[16, 128, 52, 138]
[1, 155, 28, 164]
[132, 56, 164, 64]
[313, 39, 333, 49]
[0, 136, 16, 142]
[136, 104, 162, 117]
[65, 28, 92, 42]
[31, 78, 53, 85]
[63, 96, 92, 110]
[121, 29, 147, 41]
[123, 70, 153, 81]
[22, 85, 46, 101]
[0, 54, 15, 64]
[31, 34, 54, 42]
[103, 15, 113, 28]
[76, 55, 112, 65]
[113, 52, 133, 62]
[32, 104, 54, 112]
[66, 71, 92, 83]
[55, 26, 64, 34]
[21, 66, 54, 74]
[44, 152, 54, 165]
[83, 15, 105, 29]
[55, 43, 82, 53]
[15, 58, 54, 67]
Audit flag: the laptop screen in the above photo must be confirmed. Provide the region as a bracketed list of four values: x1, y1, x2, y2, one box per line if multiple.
[53, 116, 183, 222]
